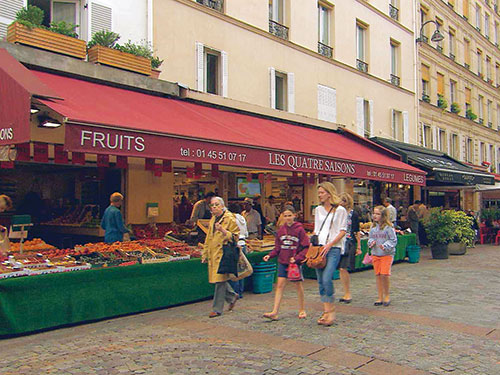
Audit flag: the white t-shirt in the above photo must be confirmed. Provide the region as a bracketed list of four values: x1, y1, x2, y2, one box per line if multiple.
[234, 213, 249, 246]
[243, 209, 262, 233]
[314, 205, 348, 251]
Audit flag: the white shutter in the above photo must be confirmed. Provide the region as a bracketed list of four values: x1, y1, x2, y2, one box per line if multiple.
[368, 100, 374, 137]
[90, 2, 112, 37]
[487, 143, 492, 164]
[390, 109, 396, 139]
[447, 132, 451, 156]
[0, 0, 24, 40]
[317, 84, 336, 123]
[196, 42, 204, 92]
[287, 72, 295, 113]
[269, 67, 276, 109]
[403, 111, 409, 143]
[221, 50, 228, 98]
[421, 123, 425, 147]
[459, 134, 465, 161]
[432, 127, 438, 150]
[356, 97, 364, 136]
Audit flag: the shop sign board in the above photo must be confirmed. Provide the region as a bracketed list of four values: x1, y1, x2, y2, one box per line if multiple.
[65, 124, 426, 186]
[434, 170, 494, 185]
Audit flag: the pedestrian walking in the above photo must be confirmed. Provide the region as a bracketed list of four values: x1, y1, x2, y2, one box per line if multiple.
[368, 206, 397, 307]
[313, 182, 347, 326]
[228, 202, 249, 299]
[202, 197, 240, 318]
[100, 192, 130, 244]
[262, 206, 310, 321]
[407, 201, 420, 245]
[338, 193, 362, 303]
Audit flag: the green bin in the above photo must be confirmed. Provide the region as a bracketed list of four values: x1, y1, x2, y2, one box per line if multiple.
[407, 245, 421, 263]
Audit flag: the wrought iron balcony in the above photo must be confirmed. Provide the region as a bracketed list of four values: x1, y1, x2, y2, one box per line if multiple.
[449, 53, 455, 60]
[389, 4, 399, 21]
[318, 42, 333, 58]
[436, 45, 443, 53]
[196, 0, 224, 12]
[390, 74, 400, 86]
[269, 20, 289, 40]
[479, 118, 484, 124]
[488, 122, 493, 128]
[464, 62, 470, 69]
[356, 59, 368, 73]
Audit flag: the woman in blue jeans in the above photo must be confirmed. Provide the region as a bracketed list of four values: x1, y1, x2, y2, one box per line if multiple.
[313, 182, 347, 326]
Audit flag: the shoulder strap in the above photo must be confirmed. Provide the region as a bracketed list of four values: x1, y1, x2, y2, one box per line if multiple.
[317, 206, 334, 235]
[324, 208, 337, 244]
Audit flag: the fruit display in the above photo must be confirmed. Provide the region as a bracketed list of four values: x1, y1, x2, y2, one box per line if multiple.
[0, 254, 91, 279]
[43, 205, 100, 228]
[9, 238, 56, 253]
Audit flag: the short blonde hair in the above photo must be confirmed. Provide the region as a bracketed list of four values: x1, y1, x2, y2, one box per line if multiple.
[110, 192, 124, 203]
[374, 205, 392, 229]
[317, 181, 341, 207]
[340, 192, 354, 211]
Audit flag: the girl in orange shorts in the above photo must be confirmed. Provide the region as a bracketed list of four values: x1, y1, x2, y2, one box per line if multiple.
[368, 206, 397, 306]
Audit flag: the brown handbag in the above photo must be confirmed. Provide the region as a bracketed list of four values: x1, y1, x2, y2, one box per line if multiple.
[306, 207, 335, 269]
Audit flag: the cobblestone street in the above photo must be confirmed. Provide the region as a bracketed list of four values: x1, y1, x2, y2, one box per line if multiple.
[1, 245, 499, 375]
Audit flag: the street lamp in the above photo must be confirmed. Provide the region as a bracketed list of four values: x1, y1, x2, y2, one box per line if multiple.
[417, 20, 445, 43]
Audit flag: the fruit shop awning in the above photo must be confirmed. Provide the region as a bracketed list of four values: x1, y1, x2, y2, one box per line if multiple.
[24, 69, 425, 185]
[371, 137, 494, 186]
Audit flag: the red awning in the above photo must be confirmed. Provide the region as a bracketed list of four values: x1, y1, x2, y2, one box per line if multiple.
[32, 70, 425, 185]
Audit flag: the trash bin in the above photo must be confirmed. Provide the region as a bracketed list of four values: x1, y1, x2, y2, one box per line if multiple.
[252, 262, 277, 294]
[407, 245, 421, 263]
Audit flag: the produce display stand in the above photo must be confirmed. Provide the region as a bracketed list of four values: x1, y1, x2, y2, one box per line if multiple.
[0, 251, 268, 337]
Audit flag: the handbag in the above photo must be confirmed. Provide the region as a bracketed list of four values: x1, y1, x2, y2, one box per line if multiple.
[217, 238, 239, 275]
[229, 250, 253, 281]
[362, 251, 373, 265]
[306, 207, 335, 269]
[287, 263, 302, 281]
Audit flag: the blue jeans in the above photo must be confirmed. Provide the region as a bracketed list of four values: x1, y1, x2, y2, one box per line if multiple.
[228, 245, 246, 298]
[315, 247, 341, 303]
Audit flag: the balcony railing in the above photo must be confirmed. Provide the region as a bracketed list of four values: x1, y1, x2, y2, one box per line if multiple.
[269, 20, 289, 40]
[390, 74, 400, 86]
[449, 53, 455, 60]
[436, 45, 443, 53]
[488, 122, 493, 128]
[479, 118, 484, 124]
[389, 4, 399, 21]
[356, 59, 368, 73]
[318, 42, 333, 58]
[196, 0, 224, 12]
[464, 62, 470, 69]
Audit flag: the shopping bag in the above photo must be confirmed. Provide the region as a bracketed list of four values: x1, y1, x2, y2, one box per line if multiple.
[287, 263, 302, 281]
[218, 239, 239, 275]
[362, 252, 373, 265]
[229, 251, 253, 281]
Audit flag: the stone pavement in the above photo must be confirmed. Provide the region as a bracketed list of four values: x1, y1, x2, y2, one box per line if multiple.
[0, 245, 499, 375]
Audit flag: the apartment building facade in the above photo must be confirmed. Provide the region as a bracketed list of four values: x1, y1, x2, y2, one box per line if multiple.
[153, 0, 418, 145]
[418, 0, 500, 173]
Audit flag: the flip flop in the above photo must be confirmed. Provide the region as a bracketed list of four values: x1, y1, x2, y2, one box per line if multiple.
[298, 311, 307, 319]
[263, 312, 279, 321]
[339, 298, 352, 304]
[374, 301, 383, 306]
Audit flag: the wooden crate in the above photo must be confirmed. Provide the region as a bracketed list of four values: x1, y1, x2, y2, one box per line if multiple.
[7, 22, 87, 60]
[88, 45, 152, 76]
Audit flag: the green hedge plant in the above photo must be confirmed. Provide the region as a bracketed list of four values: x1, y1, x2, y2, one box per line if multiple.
[14, 5, 44, 29]
[49, 21, 78, 38]
[450, 210, 476, 247]
[424, 208, 455, 245]
[88, 30, 121, 49]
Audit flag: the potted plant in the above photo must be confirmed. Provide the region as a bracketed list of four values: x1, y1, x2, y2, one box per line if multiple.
[87, 31, 151, 75]
[450, 102, 461, 114]
[448, 210, 475, 255]
[466, 109, 478, 121]
[437, 94, 448, 109]
[422, 94, 431, 103]
[424, 208, 454, 259]
[7, 5, 86, 59]
[151, 56, 164, 78]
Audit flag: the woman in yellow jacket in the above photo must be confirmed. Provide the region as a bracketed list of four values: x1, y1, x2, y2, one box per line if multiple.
[202, 196, 240, 318]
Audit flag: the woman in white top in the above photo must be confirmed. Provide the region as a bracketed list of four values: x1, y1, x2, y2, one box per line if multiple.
[313, 182, 347, 326]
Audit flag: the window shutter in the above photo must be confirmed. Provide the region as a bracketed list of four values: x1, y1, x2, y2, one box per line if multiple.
[0, 0, 24, 39]
[432, 127, 438, 150]
[447, 132, 451, 156]
[270, 67, 276, 109]
[391, 109, 396, 139]
[287, 72, 295, 113]
[403, 111, 409, 143]
[459, 134, 464, 160]
[196, 42, 204, 92]
[221, 50, 228, 98]
[90, 2, 112, 36]
[421, 64, 430, 81]
[465, 87, 471, 103]
[487, 143, 492, 163]
[317, 84, 336, 123]
[437, 73, 444, 95]
[356, 97, 364, 136]
[368, 100, 374, 137]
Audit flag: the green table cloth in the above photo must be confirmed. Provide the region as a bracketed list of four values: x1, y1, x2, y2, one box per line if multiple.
[0, 252, 268, 337]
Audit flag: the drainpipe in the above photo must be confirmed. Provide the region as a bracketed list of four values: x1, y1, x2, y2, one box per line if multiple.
[147, 0, 154, 45]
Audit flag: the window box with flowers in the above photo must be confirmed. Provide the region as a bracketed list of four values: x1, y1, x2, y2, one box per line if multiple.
[466, 109, 478, 121]
[422, 94, 431, 103]
[450, 102, 461, 114]
[437, 94, 448, 109]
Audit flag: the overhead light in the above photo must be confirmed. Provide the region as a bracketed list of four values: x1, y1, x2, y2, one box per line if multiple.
[431, 29, 445, 42]
[38, 115, 62, 128]
[30, 107, 40, 114]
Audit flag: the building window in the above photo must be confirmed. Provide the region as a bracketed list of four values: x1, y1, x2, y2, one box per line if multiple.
[476, 3, 482, 31]
[495, 21, 499, 45]
[389, 0, 399, 21]
[477, 49, 483, 76]
[275, 72, 287, 111]
[269, 0, 288, 39]
[465, 87, 472, 112]
[487, 100, 493, 127]
[205, 49, 220, 95]
[486, 56, 492, 81]
[421, 64, 430, 100]
[392, 110, 403, 141]
[420, 6, 430, 41]
[478, 95, 484, 123]
[196, 0, 224, 12]
[490, 144, 494, 166]
[496, 64, 500, 86]
[466, 138, 473, 162]
[464, 39, 471, 69]
[480, 141, 486, 162]
[438, 129, 446, 152]
[422, 125, 432, 148]
[497, 103, 500, 129]
[448, 28, 456, 59]
[435, 17, 444, 51]
[485, 13, 490, 38]
[356, 22, 368, 72]
[363, 99, 371, 137]
[390, 40, 400, 86]
[450, 79, 457, 103]
[437, 72, 445, 100]
[318, 3, 333, 58]
[451, 134, 459, 159]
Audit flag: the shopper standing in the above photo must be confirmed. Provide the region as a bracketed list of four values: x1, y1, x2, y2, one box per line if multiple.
[228, 202, 249, 299]
[313, 182, 347, 326]
[189, 192, 216, 243]
[263, 195, 280, 225]
[383, 198, 397, 226]
[368, 206, 397, 307]
[338, 193, 362, 303]
[262, 206, 310, 320]
[101, 192, 130, 243]
[202, 197, 240, 318]
[407, 201, 420, 245]
[242, 198, 262, 239]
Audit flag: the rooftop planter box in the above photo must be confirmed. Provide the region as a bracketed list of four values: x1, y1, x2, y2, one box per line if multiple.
[7, 21, 86, 59]
[88, 45, 152, 76]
